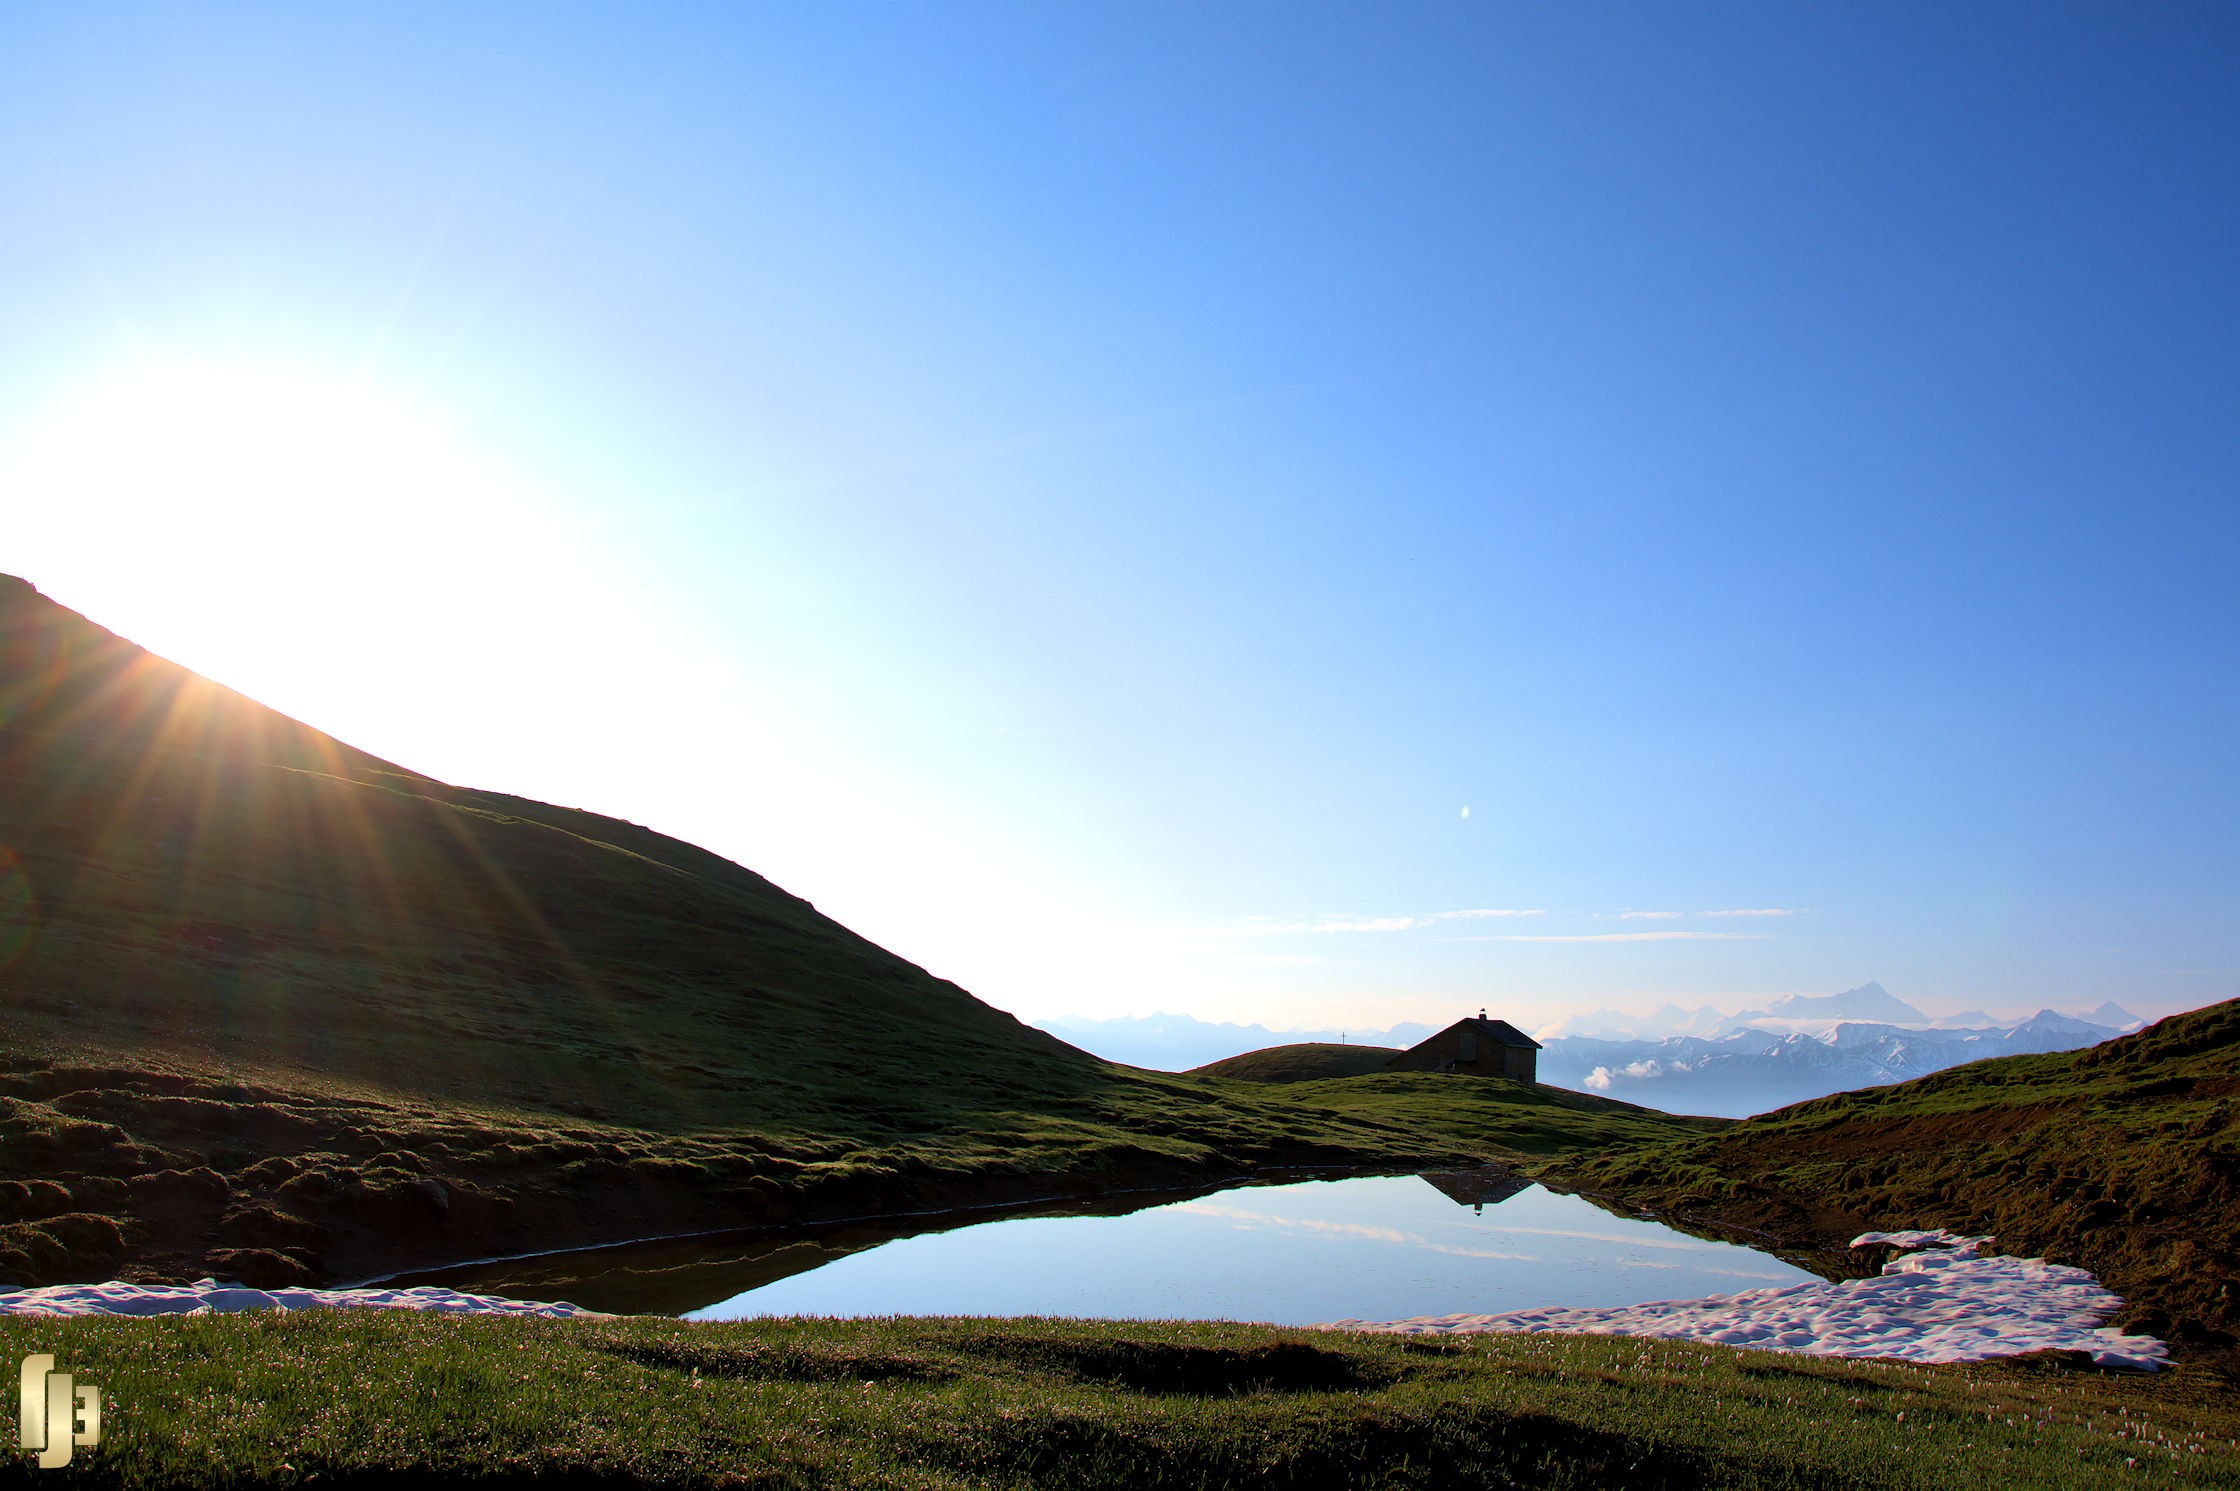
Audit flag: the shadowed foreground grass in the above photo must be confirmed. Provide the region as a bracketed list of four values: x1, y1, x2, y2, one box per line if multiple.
[4, 1312, 2237, 1489]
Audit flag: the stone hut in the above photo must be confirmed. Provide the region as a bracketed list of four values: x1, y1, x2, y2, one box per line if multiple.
[1385, 1009, 1541, 1082]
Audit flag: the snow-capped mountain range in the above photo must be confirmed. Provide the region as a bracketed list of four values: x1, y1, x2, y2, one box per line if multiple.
[1037, 983, 2145, 1118]
[1537, 992, 2142, 1118]
[1530, 982, 2125, 1041]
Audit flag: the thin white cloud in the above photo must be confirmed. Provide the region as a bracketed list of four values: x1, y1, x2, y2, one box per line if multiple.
[1427, 1242, 1538, 1262]
[1173, 1204, 1537, 1261]
[1701, 908, 1799, 918]
[1693, 1263, 1808, 1281]
[1461, 931, 1772, 944]
[1207, 916, 1410, 937]
[1472, 1225, 1723, 1254]
[1211, 908, 1545, 937]
[1180, 1205, 1750, 1266]
[1619, 910, 1684, 920]
[1308, 916, 1427, 934]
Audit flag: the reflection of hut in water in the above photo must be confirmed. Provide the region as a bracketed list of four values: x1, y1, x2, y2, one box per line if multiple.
[1417, 1167, 1533, 1214]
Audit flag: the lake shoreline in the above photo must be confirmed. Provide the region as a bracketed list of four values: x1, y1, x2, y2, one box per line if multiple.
[6, 1041, 1709, 1298]
[350, 1160, 1406, 1293]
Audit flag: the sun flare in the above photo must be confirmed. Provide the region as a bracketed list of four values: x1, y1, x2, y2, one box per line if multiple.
[6, 357, 526, 620]
[0, 355, 660, 791]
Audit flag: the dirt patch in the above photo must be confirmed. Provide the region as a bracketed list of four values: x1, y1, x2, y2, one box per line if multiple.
[1023, 1338, 1394, 1396]
[593, 1336, 957, 1385]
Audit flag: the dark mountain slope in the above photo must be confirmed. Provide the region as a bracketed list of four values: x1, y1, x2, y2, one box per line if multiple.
[0, 577, 1706, 1290]
[1565, 998, 2240, 1343]
[0, 574, 1093, 1129]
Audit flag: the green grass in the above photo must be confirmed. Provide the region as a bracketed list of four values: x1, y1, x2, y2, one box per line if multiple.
[1278, 1072, 1714, 1155]
[4, 1311, 2236, 1489]
[1191, 1043, 1402, 1083]
[1560, 998, 2240, 1344]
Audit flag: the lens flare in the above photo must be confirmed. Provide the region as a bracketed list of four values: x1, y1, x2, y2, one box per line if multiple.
[0, 847, 38, 972]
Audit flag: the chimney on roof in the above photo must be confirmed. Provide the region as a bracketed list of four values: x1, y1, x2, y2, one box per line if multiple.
[1478, 1007, 1486, 1021]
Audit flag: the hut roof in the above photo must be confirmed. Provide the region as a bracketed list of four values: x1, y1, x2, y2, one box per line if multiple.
[1463, 1015, 1541, 1049]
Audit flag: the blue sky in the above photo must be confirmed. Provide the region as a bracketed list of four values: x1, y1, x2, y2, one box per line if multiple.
[2, 4, 2234, 1032]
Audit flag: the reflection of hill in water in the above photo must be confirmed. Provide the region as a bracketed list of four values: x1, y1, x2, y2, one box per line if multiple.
[1553, 1178, 1873, 1284]
[1416, 1168, 1532, 1213]
[391, 1171, 1820, 1324]
[382, 1170, 1402, 1316]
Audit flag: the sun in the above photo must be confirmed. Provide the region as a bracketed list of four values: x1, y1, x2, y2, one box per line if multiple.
[0, 352, 623, 783]
[3, 354, 517, 607]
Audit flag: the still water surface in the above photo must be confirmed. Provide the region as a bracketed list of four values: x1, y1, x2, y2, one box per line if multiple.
[689, 1174, 1813, 1324]
[401, 1172, 1818, 1323]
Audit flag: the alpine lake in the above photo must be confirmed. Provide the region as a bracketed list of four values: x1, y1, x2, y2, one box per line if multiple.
[382, 1170, 1823, 1324]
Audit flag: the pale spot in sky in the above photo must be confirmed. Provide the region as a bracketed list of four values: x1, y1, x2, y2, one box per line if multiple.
[1460, 805, 1470, 820]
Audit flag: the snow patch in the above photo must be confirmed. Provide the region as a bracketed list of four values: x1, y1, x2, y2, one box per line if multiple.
[1850, 1229, 1981, 1252]
[1324, 1234, 2166, 1370]
[0, 1279, 602, 1319]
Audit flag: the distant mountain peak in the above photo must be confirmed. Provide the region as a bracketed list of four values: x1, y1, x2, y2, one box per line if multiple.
[1930, 1010, 1996, 1029]
[2082, 1001, 2143, 1029]
[1757, 982, 1927, 1024]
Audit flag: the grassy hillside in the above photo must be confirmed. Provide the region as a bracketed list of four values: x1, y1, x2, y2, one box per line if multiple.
[1563, 998, 2240, 1343]
[0, 574, 1091, 1130]
[1191, 1042, 1400, 1082]
[0, 576, 1707, 1291]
